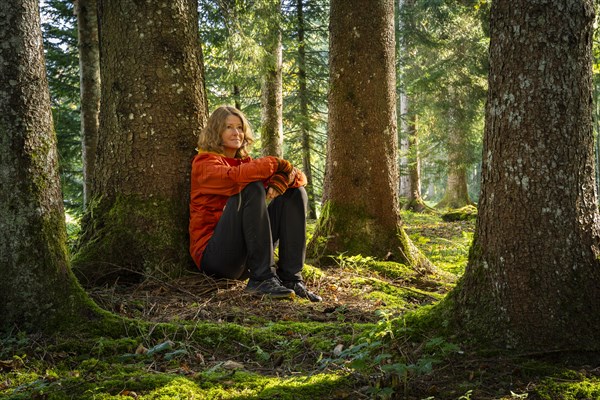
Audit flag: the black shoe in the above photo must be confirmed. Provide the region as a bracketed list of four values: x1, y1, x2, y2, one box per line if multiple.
[282, 280, 322, 302]
[245, 277, 295, 299]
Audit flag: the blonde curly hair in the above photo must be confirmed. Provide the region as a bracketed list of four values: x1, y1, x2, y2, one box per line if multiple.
[197, 105, 254, 158]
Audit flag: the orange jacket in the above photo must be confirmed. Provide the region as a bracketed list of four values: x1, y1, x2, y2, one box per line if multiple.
[189, 151, 306, 268]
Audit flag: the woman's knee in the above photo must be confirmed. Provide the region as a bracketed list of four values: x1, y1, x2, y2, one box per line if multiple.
[286, 186, 308, 208]
[242, 181, 266, 200]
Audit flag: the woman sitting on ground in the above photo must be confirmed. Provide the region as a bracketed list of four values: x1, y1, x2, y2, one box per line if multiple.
[189, 105, 321, 302]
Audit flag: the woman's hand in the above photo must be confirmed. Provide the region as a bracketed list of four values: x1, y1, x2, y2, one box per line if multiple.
[266, 186, 280, 200]
[267, 171, 289, 199]
[288, 167, 299, 184]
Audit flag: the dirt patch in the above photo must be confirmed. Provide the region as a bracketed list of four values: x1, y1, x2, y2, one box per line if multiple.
[88, 267, 395, 326]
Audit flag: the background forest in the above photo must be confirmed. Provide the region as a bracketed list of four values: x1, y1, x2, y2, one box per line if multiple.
[43, 0, 600, 219]
[45, 0, 494, 222]
[3, 0, 600, 399]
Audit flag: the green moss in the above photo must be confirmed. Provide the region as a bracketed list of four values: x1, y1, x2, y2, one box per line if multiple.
[307, 201, 417, 266]
[301, 263, 326, 283]
[73, 194, 192, 284]
[535, 373, 600, 400]
[390, 301, 454, 341]
[402, 197, 436, 213]
[349, 276, 442, 310]
[0, 318, 364, 400]
[402, 210, 474, 277]
[364, 260, 415, 280]
[441, 205, 478, 222]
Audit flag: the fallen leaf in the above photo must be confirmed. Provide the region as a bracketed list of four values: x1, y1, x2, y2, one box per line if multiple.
[222, 360, 244, 370]
[333, 344, 344, 356]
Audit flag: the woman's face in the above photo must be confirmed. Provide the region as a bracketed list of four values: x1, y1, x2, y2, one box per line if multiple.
[221, 115, 244, 157]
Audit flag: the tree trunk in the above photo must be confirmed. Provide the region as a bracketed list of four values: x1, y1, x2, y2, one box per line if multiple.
[308, 0, 429, 270]
[436, 127, 474, 209]
[451, 0, 600, 351]
[0, 0, 96, 331]
[405, 112, 429, 212]
[74, 0, 208, 283]
[397, 0, 410, 199]
[233, 85, 241, 110]
[260, 0, 284, 157]
[297, 0, 317, 219]
[75, 0, 101, 209]
[398, 0, 427, 211]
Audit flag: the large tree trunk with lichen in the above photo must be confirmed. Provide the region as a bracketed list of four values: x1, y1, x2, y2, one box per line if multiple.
[450, 0, 600, 351]
[260, 0, 283, 157]
[297, 0, 317, 218]
[307, 0, 429, 271]
[73, 0, 208, 284]
[0, 0, 98, 332]
[75, 0, 101, 208]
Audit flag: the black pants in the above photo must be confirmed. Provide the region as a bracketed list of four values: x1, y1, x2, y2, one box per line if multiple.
[201, 181, 307, 282]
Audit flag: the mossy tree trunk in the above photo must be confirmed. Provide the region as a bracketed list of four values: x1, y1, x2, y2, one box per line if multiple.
[0, 0, 99, 331]
[297, 0, 317, 219]
[308, 0, 429, 270]
[450, 0, 600, 351]
[260, 0, 283, 158]
[74, 0, 208, 283]
[75, 0, 101, 209]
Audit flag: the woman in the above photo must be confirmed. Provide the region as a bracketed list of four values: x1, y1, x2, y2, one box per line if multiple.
[189, 106, 321, 302]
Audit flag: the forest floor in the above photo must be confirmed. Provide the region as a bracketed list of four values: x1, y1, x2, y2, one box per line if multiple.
[2, 211, 600, 399]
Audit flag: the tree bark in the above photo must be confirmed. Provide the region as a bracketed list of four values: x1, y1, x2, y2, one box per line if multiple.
[308, 0, 429, 270]
[0, 0, 96, 331]
[297, 0, 317, 219]
[398, 0, 427, 211]
[75, 0, 101, 209]
[404, 112, 429, 212]
[397, 0, 410, 199]
[260, 0, 284, 158]
[435, 104, 473, 208]
[451, 0, 600, 350]
[74, 0, 208, 283]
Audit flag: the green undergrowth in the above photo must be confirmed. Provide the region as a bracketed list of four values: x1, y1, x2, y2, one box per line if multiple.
[440, 205, 478, 222]
[0, 318, 369, 399]
[4, 209, 596, 399]
[535, 371, 600, 400]
[1, 356, 350, 400]
[402, 209, 473, 276]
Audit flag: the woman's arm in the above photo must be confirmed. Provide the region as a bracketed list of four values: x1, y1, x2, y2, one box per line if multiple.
[193, 154, 279, 196]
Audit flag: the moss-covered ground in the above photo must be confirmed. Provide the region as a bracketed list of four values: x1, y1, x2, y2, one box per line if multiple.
[2, 211, 599, 399]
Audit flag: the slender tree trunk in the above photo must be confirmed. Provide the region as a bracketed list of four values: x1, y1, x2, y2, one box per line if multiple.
[595, 79, 600, 196]
[427, 178, 436, 199]
[75, 0, 101, 209]
[398, 0, 426, 210]
[451, 0, 600, 350]
[297, 0, 317, 218]
[436, 126, 473, 209]
[233, 85, 241, 110]
[308, 0, 430, 271]
[397, 0, 410, 199]
[398, 112, 411, 198]
[405, 112, 428, 211]
[74, 0, 207, 283]
[260, 0, 283, 157]
[0, 0, 97, 331]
